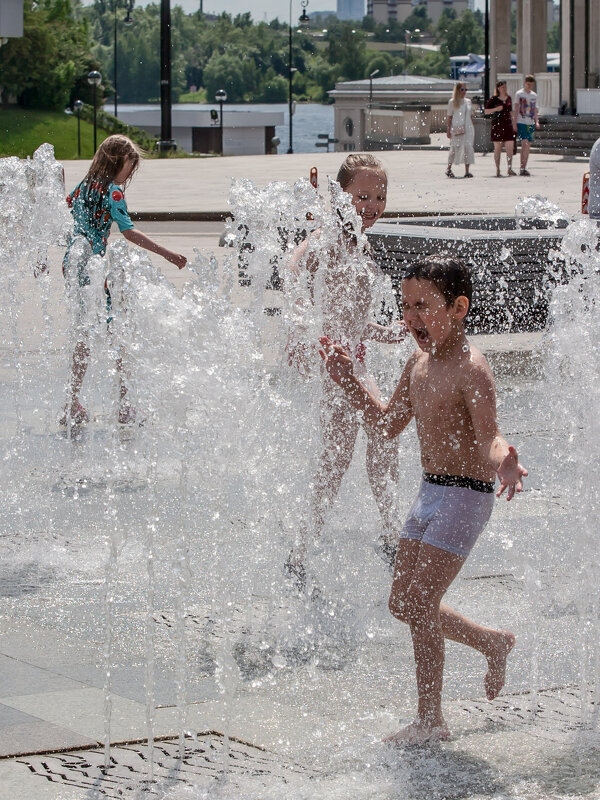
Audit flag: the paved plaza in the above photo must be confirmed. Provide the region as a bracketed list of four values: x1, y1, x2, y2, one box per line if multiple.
[62, 142, 589, 220]
[0, 147, 598, 799]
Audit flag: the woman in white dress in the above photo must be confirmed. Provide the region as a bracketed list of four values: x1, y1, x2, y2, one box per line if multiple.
[446, 81, 475, 178]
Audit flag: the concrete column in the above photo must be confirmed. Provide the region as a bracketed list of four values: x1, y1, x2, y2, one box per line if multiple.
[490, 0, 512, 90]
[517, 0, 547, 75]
[561, 0, 589, 109]
[589, 0, 600, 88]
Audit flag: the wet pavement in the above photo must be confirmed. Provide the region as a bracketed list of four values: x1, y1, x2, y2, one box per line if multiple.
[0, 192, 598, 798]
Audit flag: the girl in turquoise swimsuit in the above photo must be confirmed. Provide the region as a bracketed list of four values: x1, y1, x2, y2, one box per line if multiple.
[62, 135, 187, 426]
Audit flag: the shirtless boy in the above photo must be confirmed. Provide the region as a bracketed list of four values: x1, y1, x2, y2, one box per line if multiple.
[320, 254, 527, 745]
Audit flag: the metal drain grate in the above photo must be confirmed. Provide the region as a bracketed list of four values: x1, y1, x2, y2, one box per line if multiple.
[455, 684, 600, 743]
[18, 733, 314, 797]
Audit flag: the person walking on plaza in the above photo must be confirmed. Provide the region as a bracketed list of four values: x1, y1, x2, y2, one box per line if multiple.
[485, 80, 516, 177]
[513, 75, 539, 176]
[446, 82, 475, 178]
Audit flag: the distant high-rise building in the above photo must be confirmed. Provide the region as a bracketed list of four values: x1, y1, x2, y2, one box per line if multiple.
[370, 0, 467, 24]
[338, 0, 365, 19]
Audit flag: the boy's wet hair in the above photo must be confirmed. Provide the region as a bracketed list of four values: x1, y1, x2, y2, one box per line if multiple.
[404, 254, 472, 313]
[85, 134, 142, 191]
[336, 153, 387, 189]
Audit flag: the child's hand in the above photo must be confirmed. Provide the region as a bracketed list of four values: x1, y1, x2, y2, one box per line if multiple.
[170, 253, 187, 270]
[496, 445, 528, 501]
[391, 320, 408, 343]
[319, 337, 353, 385]
[33, 261, 49, 278]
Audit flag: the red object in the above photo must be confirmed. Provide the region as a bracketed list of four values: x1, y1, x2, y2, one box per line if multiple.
[582, 172, 590, 214]
[310, 167, 318, 189]
[112, 189, 123, 202]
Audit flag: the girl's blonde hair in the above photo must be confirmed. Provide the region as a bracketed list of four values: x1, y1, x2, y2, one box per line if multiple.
[452, 82, 467, 108]
[85, 134, 142, 190]
[336, 153, 387, 190]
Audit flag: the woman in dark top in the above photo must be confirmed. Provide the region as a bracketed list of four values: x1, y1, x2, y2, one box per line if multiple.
[484, 80, 516, 177]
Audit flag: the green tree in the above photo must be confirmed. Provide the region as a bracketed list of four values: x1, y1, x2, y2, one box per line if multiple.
[403, 6, 433, 35]
[326, 22, 367, 81]
[406, 49, 450, 78]
[547, 21, 560, 52]
[203, 51, 247, 103]
[364, 52, 395, 78]
[437, 9, 483, 57]
[0, 0, 92, 109]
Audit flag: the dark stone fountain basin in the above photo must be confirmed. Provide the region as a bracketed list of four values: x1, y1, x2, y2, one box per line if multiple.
[368, 215, 568, 334]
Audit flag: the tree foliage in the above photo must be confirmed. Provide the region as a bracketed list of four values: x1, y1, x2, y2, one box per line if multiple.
[0, 0, 93, 109]
[1, 2, 478, 112]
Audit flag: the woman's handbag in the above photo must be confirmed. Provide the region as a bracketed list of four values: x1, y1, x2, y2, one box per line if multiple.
[452, 126, 465, 136]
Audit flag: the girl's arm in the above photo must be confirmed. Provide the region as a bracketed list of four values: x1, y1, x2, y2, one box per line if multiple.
[446, 115, 453, 139]
[362, 320, 408, 343]
[122, 228, 187, 269]
[320, 339, 414, 438]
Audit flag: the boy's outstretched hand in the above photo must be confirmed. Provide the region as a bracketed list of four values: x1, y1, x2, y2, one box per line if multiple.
[496, 445, 528, 501]
[319, 337, 354, 386]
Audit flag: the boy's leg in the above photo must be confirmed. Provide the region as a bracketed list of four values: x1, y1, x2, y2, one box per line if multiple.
[389, 541, 465, 741]
[389, 540, 515, 742]
[520, 139, 530, 169]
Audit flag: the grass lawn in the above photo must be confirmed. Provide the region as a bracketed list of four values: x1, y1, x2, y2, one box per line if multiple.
[0, 107, 109, 160]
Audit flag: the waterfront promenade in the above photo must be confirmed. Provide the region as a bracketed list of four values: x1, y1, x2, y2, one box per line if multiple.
[63, 145, 588, 220]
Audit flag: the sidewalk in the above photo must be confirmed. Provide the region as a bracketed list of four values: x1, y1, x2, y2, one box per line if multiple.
[62, 147, 588, 219]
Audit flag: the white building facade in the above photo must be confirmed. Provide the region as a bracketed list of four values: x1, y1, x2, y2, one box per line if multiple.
[112, 106, 284, 156]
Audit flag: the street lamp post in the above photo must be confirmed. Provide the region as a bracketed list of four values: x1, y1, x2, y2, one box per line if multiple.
[288, 0, 309, 154]
[158, 0, 175, 154]
[369, 68, 379, 107]
[113, 0, 134, 119]
[215, 88, 227, 154]
[87, 70, 102, 152]
[483, 0, 490, 101]
[74, 99, 84, 158]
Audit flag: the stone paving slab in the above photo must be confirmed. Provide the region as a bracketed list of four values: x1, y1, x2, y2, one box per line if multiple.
[1, 685, 598, 799]
[62, 149, 587, 218]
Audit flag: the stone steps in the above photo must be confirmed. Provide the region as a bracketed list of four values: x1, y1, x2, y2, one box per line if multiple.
[532, 115, 600, 157]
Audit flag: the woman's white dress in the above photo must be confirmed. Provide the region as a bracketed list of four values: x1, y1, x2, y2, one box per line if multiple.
[447, 98, 475, 165]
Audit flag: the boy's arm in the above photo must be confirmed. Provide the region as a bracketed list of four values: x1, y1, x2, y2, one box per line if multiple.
[122, 228, 187, 269]
[463, 361, 528, 500]
[320, 340, 414, 438]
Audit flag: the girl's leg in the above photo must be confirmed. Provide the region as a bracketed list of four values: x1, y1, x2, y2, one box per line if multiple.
[387, 542, 514, 743]
[505, 140, 515, 173]
[365, 425, 400, 559]
[63, 340, 90, 422]
[494, 142, 502, 175]
[287, 391, 360, 571]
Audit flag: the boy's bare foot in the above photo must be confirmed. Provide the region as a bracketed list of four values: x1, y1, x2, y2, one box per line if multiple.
[383, 719, 450, 746]
[484, 629, 516, 700]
